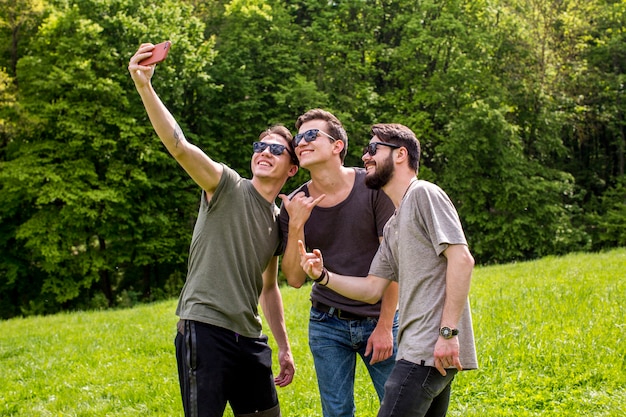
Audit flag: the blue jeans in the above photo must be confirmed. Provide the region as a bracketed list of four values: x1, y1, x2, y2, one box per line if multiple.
[377, 359, 458, 417]
[309, 306, 399, 417]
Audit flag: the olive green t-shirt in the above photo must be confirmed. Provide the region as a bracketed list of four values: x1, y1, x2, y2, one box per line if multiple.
[175, 165, 282, 338]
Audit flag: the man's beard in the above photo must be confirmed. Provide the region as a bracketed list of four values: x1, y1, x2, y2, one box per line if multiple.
[365, 153, 394, 190]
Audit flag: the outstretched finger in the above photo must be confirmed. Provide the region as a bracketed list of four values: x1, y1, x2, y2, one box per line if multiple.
[312, 194, 327, 206]
[298, 240, 307, 256]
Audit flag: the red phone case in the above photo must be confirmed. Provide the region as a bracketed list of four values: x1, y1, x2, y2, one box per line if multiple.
[139, 41, 171, 66]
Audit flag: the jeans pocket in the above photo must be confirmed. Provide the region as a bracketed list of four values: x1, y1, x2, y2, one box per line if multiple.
[422, 366, 457, 397]
[309, 306, 328, 322]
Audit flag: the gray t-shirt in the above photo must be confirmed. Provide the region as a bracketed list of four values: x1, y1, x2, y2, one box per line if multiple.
[279, 168, 395, 317]
[369, 180, 478, 369]
[176, 165, 282, 338]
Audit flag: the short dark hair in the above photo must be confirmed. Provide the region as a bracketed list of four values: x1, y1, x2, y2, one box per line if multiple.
[296, 109, 348, 162]
[259, 125, 298, 165]
[370, 124, 420, 172]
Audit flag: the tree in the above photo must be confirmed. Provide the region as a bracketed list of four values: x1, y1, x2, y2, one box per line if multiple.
[0, 0, 216, 316]
[0, 0, 45, 77]
[440, 100, 587, 263]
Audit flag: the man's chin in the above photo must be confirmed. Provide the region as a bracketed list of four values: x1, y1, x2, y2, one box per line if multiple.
[365, 176, 383, 190]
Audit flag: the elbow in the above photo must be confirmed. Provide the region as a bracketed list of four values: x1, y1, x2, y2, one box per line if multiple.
[169, 144, 189, 160]
[364, 295, 382, 305]
[465, 251, 475, 270]
[283, 272, 306, 289]
[364, 285, 385, 304]
[448, 244, 475, 273]
[281, 265, 307, 289]
[287, 279, 305, 289]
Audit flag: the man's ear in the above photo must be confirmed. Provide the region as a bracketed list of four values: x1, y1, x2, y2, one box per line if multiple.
[333, 139, 346, 155]
[288, 165, 299, 177]
[395, 147, 409, 165]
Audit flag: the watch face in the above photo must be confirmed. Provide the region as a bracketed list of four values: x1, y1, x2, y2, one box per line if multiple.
[440, 327, 458, 339]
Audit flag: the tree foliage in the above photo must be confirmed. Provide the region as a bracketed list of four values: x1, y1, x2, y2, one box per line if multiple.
[0, 0, 215, 317]
[0, 0, 623, 317]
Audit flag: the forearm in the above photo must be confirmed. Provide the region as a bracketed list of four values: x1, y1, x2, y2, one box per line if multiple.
[134, 82, 221, 191]
[376, 281, 398, 331]
[281, 227, 307, 288]
[260, 285, 291, 351]
[324, 271, 389, 304]
[134, 83, 188, 157]
[298, 240, 389, 302]
[261, 257, 291, 351]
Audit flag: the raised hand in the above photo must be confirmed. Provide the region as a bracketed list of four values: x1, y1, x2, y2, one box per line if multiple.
[297, 240, 324, 280]
[128, 43, 158, 87]
[278, 191, 326, 229]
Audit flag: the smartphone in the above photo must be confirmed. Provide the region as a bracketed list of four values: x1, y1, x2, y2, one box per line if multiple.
[139, 41, 171, 66]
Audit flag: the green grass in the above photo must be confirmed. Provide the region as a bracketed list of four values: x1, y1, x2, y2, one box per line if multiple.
[1, 248, 624, 416]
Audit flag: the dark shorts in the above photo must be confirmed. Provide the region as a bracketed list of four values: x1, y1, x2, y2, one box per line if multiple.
[175, 320, 280, 417]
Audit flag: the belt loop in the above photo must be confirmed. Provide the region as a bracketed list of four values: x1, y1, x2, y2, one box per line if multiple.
[328, 306, 336, 317]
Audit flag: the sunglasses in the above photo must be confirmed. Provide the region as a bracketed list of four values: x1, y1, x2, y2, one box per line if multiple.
[253, 141, 290, 157]
[293, 129, 337, 147]
[362, 142, 401, 156]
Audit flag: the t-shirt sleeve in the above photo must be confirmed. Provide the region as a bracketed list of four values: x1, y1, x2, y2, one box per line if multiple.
[413, 184, 467, 256]
[369, 240, 397, 282]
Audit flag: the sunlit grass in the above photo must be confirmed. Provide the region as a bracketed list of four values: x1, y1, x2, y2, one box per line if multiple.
[1, 247, 624, 416]
[451, 247, 626, 416]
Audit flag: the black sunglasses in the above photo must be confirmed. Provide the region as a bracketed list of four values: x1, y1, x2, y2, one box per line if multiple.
[293, 129, 337, 147]
[253, 141, 289, 156]
[362, 142, 401, 156]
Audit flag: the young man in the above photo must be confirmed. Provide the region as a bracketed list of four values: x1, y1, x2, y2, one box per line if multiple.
[298, 123, 478, 417]
[279, 109, 399, 417]
[129, 42, 298, 417]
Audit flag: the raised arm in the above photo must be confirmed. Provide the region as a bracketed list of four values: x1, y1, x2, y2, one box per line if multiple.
[279, 192, 326, 288]
[260, 256, 295, 387]
[128, 43, 223, 194]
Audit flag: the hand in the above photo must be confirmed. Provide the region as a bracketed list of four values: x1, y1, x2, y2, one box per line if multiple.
[365, 324, 394, 365]
[278, 192, 326, 229]
[297, 240, 324, 280]
[128, 43, 158, 87]
[274, 348, 295, 387]
[433, 337, 463, 376]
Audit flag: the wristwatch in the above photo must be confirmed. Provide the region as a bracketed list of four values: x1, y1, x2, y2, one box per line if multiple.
[439, 327, 459, 339]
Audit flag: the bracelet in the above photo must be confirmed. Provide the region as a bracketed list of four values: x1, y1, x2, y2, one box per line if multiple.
[313, 267, 329, 286]
[320, 270, 329, 286]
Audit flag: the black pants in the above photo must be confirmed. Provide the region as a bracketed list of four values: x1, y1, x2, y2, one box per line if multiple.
[175, 320, 280, 417]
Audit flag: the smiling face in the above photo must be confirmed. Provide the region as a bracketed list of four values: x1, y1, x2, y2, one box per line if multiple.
[294, 120, 342, 169]
[362, 136, 397, 190]
[251, 133, 297, 181]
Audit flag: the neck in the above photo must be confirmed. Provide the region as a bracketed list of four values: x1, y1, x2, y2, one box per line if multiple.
[308, 164, 351, 194]
[251, 177, 284, 203]
[382, 172, 418, 208]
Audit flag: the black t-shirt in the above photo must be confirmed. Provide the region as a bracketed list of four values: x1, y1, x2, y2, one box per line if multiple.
[279, 168, 395, 316]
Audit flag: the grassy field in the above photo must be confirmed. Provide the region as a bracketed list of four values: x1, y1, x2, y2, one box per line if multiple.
[1, 248, 624, 416]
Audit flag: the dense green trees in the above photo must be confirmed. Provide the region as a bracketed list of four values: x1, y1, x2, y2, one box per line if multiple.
[0, 0, 623, 318]
[0, 0, 215, 316]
